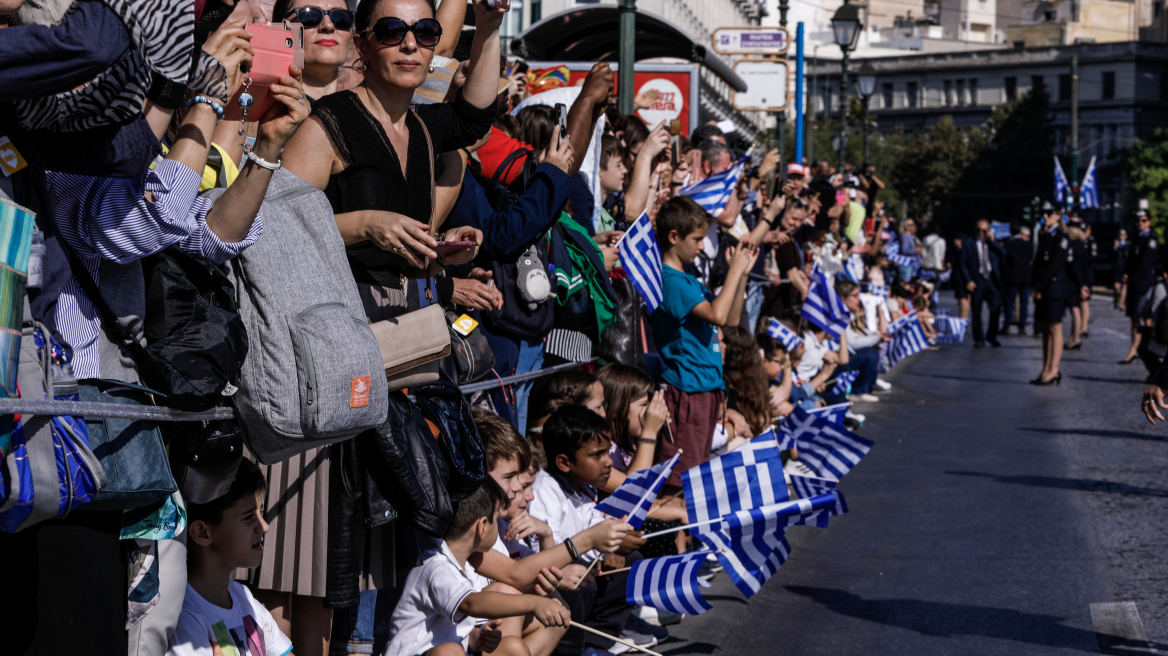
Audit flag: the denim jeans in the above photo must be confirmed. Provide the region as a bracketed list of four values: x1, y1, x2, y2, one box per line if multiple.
[897, 263, 917, 283]
[744, 279, 765, 334]
[514, 338, 545, 434]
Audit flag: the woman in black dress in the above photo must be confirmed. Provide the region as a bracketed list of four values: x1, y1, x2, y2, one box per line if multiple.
[1065, 219, 1091, 350]
[1031, 203, 1071, 384]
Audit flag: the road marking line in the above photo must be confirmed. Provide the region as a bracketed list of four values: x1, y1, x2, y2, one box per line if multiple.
[1090, 601, 1157, 654]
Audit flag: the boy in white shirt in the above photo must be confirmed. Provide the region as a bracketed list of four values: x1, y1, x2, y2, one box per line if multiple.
[386, 478, 571, 656]
[527, 405, 648, 655]
[167, 461, 292, 656]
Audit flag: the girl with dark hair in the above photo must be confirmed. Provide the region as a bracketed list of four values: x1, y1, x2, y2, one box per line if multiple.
[596, 364, 668, 479]
[720, 326, 774, 438]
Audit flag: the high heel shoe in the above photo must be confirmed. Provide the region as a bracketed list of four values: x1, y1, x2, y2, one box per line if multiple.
[1119, 356, 1137, 365]
[1030, 372, 1062, 386]
[1066, 343, 1082, 350]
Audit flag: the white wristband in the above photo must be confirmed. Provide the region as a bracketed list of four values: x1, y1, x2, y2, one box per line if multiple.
[244, 147, 282, 171]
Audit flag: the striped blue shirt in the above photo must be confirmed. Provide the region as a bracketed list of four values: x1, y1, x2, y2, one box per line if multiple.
[44, 159, 263, 380]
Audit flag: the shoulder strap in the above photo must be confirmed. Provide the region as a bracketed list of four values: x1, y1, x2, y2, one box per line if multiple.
[490, 148, 532, 189]
[60, 241, 155, 373]
[412, 109, 437, 300]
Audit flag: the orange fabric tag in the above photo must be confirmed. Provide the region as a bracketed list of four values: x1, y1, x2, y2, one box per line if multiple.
[350, 376, 371, 408]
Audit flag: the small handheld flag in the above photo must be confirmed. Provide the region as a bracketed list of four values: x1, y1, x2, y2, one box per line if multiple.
[801, 268, 851, 340]
[682, 432, 788, 539]
[864, 283, 889, 300]
[626, 552, 713, 616]
[888, 311, 929, 366]
[678, 156, 749, 217]
[831, 370, 858, 396]
[809, 402, 850, 426]
[617, 211, 664, 312]
[595, 453, 681, 530]
[765, 318, 803, 352]
[783, 406, 874, 480]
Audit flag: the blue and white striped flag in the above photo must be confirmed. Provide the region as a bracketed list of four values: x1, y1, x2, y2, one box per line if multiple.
[765, 318, 803, 352]
[801, 268, 851, 340]
[934, 316, 969, 344]
[626, 552, 713, 616]
[617, 211, 664, 312]
[885, 239, 901, 257]
[842, 254, 865, 283]
[678, 156, 749, 216]
[888, 252, 920, 275]
[786, 477, 849, 528]
[831, 370, 858, 396]
[1054, 156, 1072, 207]
[783, 406, 874, 480]
[1080, 156, 1099, 209]
[595, 453, 680, 530]
[888, 311, 929, 366]
[682, 432, 788, 539]
[809, 402, 850, 426]
[864, 283, 889, 300]
[939, 268, 952, 283]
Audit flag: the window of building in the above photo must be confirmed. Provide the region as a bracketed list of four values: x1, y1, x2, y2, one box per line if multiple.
[1161, 74, 1168, 101]
[1058, 73, 1071, 101]
[969, 78, 979, 105]
[1102, 71, 1116, 99]
[882, 83, 894, 109]
[956, 79, 966, 106]
[531, 0, 541, 21]
[1032, 75, 1045, 95]
[944, 79, 952, 106]
[1005, 76, 1018, 101]
[907, 81, 919, 108]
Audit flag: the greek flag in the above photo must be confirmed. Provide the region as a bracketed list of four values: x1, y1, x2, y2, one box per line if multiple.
[788, 476, 849, 528]
[842, 254, 865, 283]
[782, 406, 874, 480]
[809, 402, 849, 426]
[801, 268, 851, 340]
[626, 552, 713, 616]
[939, 268, 952, 283]
[617, 211, 664, 312]
[1054, 156, 1072, 207]
[1080, 156, 1099, 209]
[595, 453, 680, 530]
[678, 156, 749, 216]
[831, 370, 858, 396]
[682, 432, 788, 539]
[888, 311, 929, 366]
[765, 318, 803, 352]
[888, 252, 920, 275]
[935, 316, 969, 344]
[864, 283, 889, 300]
[885, 239, 901, 257]
[696, 495, 846, 597]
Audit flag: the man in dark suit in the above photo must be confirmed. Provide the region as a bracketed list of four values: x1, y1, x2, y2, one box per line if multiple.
[1001, 226, 1033, 335]
[961, 219, 1006, 347]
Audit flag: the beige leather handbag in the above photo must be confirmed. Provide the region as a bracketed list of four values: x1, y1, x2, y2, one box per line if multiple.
[368, 110, 452, 391]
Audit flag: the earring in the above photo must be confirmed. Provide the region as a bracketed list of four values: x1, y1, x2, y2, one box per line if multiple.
[428, 65, 435, 73]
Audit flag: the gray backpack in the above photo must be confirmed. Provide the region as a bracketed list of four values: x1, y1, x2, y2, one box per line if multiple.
[205, 169, 388, 464]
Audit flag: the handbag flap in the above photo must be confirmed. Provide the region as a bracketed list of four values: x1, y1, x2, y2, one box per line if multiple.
[371, 304, 451, 376]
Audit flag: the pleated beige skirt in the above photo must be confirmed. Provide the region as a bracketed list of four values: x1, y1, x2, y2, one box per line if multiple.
[237, 446, 331, 597]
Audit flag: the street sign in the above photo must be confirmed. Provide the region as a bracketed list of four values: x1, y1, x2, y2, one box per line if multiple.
[712, 27, 790, 55]
[733, 60, 790, 112]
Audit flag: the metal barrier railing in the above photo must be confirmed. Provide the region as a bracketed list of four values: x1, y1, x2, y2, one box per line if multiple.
[0, 358, 598, 419]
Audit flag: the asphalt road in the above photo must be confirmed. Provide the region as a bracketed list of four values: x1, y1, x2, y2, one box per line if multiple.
[663, 295, 1168, 655]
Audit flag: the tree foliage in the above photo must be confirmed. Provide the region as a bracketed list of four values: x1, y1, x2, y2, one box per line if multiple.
[1122, 126, 1168, 239]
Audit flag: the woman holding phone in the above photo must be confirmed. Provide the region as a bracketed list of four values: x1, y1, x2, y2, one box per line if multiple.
[273, 0, 358, 101]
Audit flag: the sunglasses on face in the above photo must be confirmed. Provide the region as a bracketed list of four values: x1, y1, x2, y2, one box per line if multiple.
[362, 16, 442, 47]
[285, 6, 355, 30]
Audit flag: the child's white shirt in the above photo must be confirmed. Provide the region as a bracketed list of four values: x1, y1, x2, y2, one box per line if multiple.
[527, 469, 603, 563]
[385, 541, 480, 656]
[166, 582, 292, 656]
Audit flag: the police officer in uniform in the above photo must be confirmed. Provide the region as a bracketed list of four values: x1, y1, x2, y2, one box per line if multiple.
[1121, 210, 1161, 367]
[1031, 201, 1070, 385]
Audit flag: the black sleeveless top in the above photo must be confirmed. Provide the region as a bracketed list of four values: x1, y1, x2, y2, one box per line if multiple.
[311, 90, 495, 286]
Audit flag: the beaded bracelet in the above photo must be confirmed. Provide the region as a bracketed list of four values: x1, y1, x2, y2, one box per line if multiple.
[187, 95, 225, 120]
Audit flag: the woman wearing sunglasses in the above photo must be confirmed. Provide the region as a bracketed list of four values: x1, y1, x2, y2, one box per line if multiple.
[272, 0, 357, 101]
[285, 0, 504, 277]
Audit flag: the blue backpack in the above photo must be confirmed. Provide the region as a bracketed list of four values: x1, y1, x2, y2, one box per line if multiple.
[0, 327, 106, 532]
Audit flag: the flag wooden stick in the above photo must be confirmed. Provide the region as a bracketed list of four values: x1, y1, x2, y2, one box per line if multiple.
[570, 622, 663, 656]
[662, 420, 675, 445]
[645, 489, 683, 518]
[595, 565, 632, 577]
[573, 558, 601, 590]
[639, 517, 722, 540]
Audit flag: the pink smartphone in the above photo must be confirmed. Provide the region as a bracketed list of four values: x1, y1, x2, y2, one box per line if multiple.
[224, 23, 305, 121]
[435, 241, 475, 256]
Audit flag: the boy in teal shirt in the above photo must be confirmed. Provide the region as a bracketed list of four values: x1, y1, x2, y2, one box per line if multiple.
[650, 196, 758, 486]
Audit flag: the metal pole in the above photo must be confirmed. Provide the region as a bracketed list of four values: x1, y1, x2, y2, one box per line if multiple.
[795, 22, 805, 165]
[837, 48, 850, 174]
[1070, 52, 1080, 212]
[777, 0, 789, 167]
[618, 0, 637, 115]
[811, 45, 820, 165]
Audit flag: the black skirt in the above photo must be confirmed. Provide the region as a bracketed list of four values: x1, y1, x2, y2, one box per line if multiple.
[1034, 298, 1066, 323]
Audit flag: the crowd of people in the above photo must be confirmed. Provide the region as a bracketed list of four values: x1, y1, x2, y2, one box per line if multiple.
[0, 0, 1089, 655]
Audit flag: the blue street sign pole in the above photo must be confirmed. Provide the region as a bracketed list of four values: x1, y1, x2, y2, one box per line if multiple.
[795, 22, 805, 165]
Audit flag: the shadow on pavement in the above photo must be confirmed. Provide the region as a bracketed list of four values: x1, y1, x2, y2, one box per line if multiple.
[945, 471, 1168, 497]
[659, 641, 717, 655]
[784, 586, 1165, 654]
[1019, 427, 1168, 443]
[1069, 375, 1147, 385]
[905, 372, 1029, 385]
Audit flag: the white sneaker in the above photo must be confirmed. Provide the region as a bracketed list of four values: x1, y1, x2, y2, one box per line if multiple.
[854, 393, 880, 403]
[784, 459, 816, 478]
[873, 379, 892, 392]
[846, 411, 866, 424]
